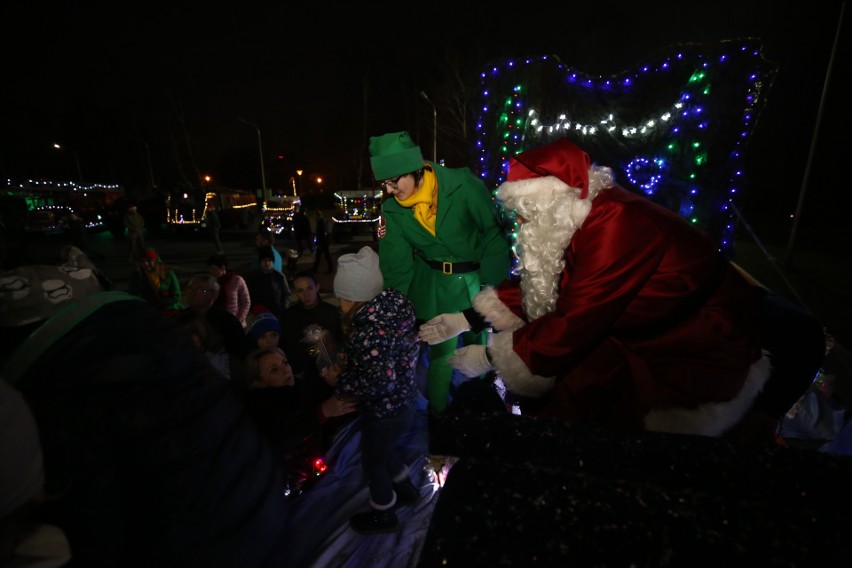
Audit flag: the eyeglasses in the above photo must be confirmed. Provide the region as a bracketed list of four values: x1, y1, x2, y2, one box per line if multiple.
[379, 175, 404, 190]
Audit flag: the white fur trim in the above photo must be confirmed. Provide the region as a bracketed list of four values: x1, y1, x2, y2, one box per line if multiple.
[472, 287, 525, 332]
[643, 351, 773, 437]
[489, 330, 555, 397]
[370, 492, 397, 510]
[498, 175, 572, 203]
[497, 165, 613, 204]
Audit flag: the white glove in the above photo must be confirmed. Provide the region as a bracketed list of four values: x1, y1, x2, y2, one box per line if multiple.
[448, 345, 492, 378]
[418, 312, 471, 345]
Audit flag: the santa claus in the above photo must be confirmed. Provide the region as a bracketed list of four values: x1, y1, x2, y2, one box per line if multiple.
[419, 138, 825, 440]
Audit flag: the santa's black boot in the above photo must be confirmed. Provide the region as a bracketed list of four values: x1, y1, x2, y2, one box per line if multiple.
[392, 478, 421, 507]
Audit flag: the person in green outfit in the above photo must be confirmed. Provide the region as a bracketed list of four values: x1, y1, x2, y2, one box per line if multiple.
[369, 131, 511, 414]
[126, 247, 183, 313]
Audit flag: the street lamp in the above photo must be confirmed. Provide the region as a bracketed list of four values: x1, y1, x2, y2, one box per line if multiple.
[52, 142, 83, 184]
[296, 169, 303, 196]
[419, 91, 437, 162]
[238, 117, 267, 197]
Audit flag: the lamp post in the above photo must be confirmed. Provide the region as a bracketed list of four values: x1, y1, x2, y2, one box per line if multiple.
[52, 142, 83, 184]
[296, 169, 303, 197]
[141, 140, 155, 192]
[238, 117, 267, 198]
[419, 91, 437, 162]
[128, 136, 156, 193]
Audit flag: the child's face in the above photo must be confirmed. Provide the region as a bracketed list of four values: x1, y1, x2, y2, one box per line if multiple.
[338, 298, 355, 315]
[257, 350, 294, 387]
[257, 331, 279, 351]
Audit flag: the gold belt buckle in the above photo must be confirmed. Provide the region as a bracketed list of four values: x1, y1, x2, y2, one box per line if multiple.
[442, 261, 452, 275]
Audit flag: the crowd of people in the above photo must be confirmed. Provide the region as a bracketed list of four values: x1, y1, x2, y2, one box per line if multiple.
[1, 132, 842, 565]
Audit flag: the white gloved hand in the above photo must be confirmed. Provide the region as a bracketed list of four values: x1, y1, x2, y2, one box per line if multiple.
[448, 344, 492, 378]
[418, 312, 471, 345]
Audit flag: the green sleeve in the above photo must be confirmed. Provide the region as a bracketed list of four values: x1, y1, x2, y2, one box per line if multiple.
[460, 170, 511, 286]
[164, 271, 183, 310]
[378, 207, 415, 296]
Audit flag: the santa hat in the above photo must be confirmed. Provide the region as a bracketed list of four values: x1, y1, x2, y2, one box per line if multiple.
[139, 247, 160, 262]
[499, 138, 592, 201]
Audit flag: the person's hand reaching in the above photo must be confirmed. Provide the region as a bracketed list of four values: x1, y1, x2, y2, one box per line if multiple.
[320, 395, 358, 418]
[418, 312, 471, 345]
[448, 344, 492, 377]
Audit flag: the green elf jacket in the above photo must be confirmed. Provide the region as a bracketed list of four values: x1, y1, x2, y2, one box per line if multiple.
[378, 163, 511, 321]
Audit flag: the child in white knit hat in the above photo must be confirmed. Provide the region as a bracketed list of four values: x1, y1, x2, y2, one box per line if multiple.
[321, 246, 423, 534]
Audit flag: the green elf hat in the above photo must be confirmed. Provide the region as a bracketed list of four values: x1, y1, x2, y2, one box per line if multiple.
[369, 131, 425, 181]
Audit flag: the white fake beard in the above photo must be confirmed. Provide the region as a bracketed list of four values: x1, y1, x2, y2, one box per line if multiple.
[510, 167, 612, 319]
[515, 195, 586, 319]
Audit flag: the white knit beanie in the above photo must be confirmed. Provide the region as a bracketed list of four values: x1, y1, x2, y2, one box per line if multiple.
[334, 246, 383, 302]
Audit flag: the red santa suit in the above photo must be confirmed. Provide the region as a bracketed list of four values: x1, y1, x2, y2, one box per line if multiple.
[474, 138, 773, 436]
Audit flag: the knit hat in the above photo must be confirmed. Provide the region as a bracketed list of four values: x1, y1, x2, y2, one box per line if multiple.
[334, 246, 383, 302]
[505, 138, 592, 199]
[369, 131, 425, 181]
[245, 311, 281, 345]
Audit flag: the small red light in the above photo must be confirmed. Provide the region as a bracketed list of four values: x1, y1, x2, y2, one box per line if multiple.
[313, 457, 328, 475]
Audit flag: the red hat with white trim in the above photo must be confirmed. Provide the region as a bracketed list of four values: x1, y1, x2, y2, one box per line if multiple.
[507, 138, 591, 199]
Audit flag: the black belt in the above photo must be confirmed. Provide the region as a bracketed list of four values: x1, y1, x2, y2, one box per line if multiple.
[421, 257, 480, 275]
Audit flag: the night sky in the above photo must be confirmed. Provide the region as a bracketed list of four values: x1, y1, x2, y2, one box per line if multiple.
[2, 2, 849, 244]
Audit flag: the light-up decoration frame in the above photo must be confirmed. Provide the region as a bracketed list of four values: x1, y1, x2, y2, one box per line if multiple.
[472, 39, 777, 257]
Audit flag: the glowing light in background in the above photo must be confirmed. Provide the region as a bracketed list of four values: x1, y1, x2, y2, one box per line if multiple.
[473, 40, 776, 257]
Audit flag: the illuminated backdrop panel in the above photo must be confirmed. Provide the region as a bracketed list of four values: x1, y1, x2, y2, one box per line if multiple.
[473, 39, 778, 257]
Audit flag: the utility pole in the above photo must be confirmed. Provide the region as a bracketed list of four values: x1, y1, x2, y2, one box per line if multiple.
[239, 117, 267, 199]
[419, 91, 437, 162]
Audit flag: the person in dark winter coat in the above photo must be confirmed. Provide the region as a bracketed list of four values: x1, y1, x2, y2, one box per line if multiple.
[184, 273, 249, 382]
[245, 245, 291, 322]
[320, 246, 421, 535]
[1, 291, 291, 567]
[312, 209, 334, 273]
[251, 228, 284, 273]
[205, 202, 223, 252]
[292, 205, 312, 257]
[244, 346, 357, 493]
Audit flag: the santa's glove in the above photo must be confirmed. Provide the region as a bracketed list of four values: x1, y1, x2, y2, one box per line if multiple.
[448, 344, 493, 378]
[419, 312, 471, 345]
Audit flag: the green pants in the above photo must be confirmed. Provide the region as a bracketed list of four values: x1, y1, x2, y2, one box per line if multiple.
[426, 329, 488, 413]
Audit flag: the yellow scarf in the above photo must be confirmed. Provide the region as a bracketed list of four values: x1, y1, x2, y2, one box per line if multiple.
[146, 268, 161, 291]
[395, 166, 438, 236]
